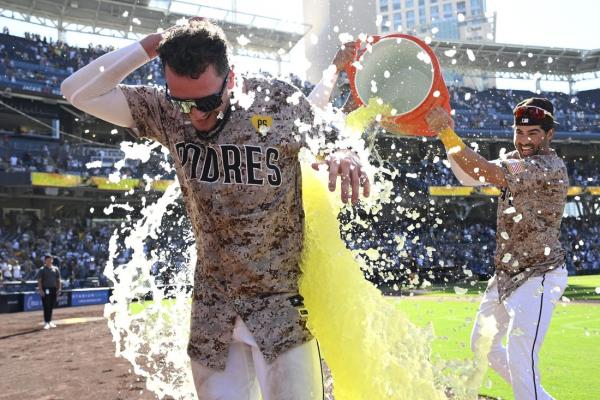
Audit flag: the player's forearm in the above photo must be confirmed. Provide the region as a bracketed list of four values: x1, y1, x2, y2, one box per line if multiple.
[439, 128, 507, 187]
[447, 154, 482, 186]
[61, 41, 150, 103]
[307, 65, 339, 110]
[60, 41, 152, 127]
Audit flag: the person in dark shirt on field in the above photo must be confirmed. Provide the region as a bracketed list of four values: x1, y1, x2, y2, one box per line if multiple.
[37, 254, 62, 330]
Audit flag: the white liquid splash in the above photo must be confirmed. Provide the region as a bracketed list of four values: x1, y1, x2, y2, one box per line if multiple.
[104, 181, 198, 399]
[101, 84, 493, 400]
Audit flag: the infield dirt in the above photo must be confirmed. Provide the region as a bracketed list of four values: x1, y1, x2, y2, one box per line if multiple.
[0, 304, 156, 400]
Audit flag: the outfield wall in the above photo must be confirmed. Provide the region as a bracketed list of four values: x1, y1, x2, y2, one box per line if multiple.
[0, 288, 112, 313]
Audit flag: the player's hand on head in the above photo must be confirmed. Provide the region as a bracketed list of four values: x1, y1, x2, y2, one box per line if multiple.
[333, 41, 358, 72]
[311, 150, 370, 204]
[426, 106, 454, 134]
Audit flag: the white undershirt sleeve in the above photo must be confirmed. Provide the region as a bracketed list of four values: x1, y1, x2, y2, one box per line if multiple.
[60, 42, 152, 128]
[307, 65, 339, 111]
[448, 154, 484, 186]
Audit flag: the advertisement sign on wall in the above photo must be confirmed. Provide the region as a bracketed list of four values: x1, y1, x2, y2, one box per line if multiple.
[23, 292, 43, 311]
[71, 289, 110, 307]
[23, 292, 71, 311]
[0, 293, 24, 313]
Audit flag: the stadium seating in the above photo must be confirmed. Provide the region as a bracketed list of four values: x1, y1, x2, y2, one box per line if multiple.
[1, 30, 599, 290]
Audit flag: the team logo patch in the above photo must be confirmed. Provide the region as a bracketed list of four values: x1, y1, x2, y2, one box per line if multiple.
[251, 115, 273, 135]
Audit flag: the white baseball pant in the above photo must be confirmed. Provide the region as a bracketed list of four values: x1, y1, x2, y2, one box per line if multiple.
[471, 266, 567, 400]
[190, 316, 324, 400]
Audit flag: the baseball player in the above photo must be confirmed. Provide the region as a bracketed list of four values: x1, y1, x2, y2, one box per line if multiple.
[426, 98, 569, 400]
[61, 18, 369, 400]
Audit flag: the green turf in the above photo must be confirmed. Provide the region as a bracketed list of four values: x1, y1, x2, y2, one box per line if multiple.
[563, 274, 600, 300]
[395, 297, 600, 400]
[416, 274, 600, 301]
[128, 298, 183, 315]
[127, 275, 600, 399]
[129, 300, 153, 315]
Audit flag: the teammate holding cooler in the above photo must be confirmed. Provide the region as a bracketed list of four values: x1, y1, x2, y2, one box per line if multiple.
[426, 99, 569, 400]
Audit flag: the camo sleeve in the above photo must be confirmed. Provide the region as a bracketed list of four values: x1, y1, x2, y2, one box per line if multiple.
[268, 79, 339, 157]
[119, 84, 170, 146]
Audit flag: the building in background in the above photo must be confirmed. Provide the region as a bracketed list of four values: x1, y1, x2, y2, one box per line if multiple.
[302, 0, 378, 84]
[303, 0, 496, 88]
[377, 0, 494, 41]
[376, 0, 496, 88]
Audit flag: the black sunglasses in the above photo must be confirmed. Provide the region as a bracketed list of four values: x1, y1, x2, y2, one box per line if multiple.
[165, 68, 230, 113]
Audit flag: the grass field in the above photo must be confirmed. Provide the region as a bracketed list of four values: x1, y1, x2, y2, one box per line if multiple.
[418, 274, 600, 301]
[129, 275, 600, 399]
[397, 274, 600, 400]
[398, 299, 600, 399]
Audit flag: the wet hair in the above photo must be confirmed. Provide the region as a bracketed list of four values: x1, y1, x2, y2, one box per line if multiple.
[157, 19, 230, 79]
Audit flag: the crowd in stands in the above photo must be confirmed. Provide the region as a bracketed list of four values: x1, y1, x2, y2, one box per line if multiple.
[418, 216, 600, 277]
[1, 208, 598, 290]
[0, 207, 193, 291]
[566, 158, 600, 187]
[386, 155, 600, 188]
[1, 29, 599, 290]
[1, 28, 600, 132]
[1, 30, 599, 185]
[0, 141, 175, 182]
[420, 221, 496, 277]
[2, 133, 599, 191]
[562, 216, 600, 274]
[346, 205, 599, 286]
[0, 211, 113, 288]
[0, 30, 162, 96]
[451, 86, 600, 132]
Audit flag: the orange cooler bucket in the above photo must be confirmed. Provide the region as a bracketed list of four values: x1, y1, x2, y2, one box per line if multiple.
[346, 34, 450, 137]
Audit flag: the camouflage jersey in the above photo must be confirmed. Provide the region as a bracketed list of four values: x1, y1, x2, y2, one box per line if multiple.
[121, 76, 332, 369]
[493, 149, 568, 302]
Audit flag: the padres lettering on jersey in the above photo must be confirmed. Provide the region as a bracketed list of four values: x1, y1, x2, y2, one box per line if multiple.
[175, 142, 282, 186]
[122, 76, 321, 369]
